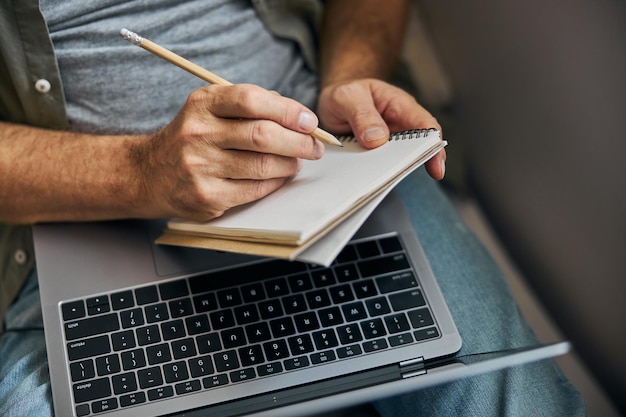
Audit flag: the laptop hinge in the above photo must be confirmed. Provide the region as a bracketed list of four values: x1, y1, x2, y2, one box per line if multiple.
[399, 356, 427, 378]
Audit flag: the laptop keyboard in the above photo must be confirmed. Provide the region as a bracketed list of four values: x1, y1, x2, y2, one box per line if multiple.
[61, 233, 441, 416]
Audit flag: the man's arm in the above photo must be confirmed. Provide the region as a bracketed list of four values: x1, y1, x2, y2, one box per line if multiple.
[0, 85, 324, 224]
[317, 0, 446, 179]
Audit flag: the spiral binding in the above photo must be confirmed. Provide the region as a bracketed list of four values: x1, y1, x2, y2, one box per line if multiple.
[337, 127, 437, 143]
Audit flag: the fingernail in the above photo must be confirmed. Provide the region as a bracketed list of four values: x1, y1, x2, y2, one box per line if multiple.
[440, 157, 446, 178]
[298, 112, 318, 132]
[362, 127, 387, 142]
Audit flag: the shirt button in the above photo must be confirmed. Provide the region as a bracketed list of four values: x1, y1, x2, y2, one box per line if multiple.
[35, 79, 52, 94]
[14, 249, 28, 265]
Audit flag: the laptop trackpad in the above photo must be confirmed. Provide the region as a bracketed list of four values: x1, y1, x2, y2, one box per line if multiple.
[147, 219, 261, 277]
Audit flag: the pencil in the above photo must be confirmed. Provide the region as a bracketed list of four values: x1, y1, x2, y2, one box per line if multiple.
[120, 28, 343, 147]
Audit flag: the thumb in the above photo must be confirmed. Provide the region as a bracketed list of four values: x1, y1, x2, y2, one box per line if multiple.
[347, 97, 390, 149]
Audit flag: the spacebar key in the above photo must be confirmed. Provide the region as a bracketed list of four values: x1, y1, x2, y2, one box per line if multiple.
[64, 313, 120, 341]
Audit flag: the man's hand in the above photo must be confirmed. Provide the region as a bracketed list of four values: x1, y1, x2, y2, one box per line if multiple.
[0, 84, 324, 224]
[132, 84, 325, 221]
[317, 78, 446, 180]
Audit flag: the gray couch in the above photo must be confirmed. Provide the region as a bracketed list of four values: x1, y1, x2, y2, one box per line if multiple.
[410, 0, 626, 414]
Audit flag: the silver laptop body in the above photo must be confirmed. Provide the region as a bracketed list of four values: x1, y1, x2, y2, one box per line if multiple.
[33, 192, 566, 417]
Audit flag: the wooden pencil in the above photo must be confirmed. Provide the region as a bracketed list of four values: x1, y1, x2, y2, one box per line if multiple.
[120, 28, 343, 147]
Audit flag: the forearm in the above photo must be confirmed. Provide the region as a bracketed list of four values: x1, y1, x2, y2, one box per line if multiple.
[319, 0, 409, 86]
[0, 121, 149, 224]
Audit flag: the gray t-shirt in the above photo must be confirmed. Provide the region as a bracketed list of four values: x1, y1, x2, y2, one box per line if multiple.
[40, 0, 318, 134]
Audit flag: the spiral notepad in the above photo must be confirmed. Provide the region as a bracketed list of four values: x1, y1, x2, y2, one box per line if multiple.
[158, 128, 445, 262]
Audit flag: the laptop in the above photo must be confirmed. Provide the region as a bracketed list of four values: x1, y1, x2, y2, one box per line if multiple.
[32, 191, 569, 417]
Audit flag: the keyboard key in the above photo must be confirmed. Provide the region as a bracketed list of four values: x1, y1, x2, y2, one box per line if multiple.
[121, 349, 146, 370]
[193, 292, 218, 313]
[119, 391, 146, 407]
[172, 338, 197, 359]
[306, 289, 331, 309]
[147, 385, 173, 401]
[214, 350, 240, 372]
[353, 279, 378, 299]
[413, 327, 440, 341]
[407, 308, 434, 329]
[147, 343, 172, 365]
[379, 236, 403, 253]
[163, 361, 189, 383]
[65, 313, 119, 341]
[294, 312, 319, 332]
[169, 298, 194, 318]
[230, 367, 256, 383]
[334, 264, 359, 282]
[313, 329, 339, 350]
[238, 345, 265, 366]
[91, 397, 118, 413]
[161, 319, 186, 340]
[120, 308, 144, 328]
[336, 344, 363, 359]
[329, 284, 354, 304]
[70, 359, 95, 382]
[75, 404, 90, 417]
[265, 277, 289, 298]
[112, 372, 138, 395]
[269, 317, 296, 338]
[203, 374, 229, 388]
[175, 380, 202, 395]
[362, 338, 388, 353]
[310, 268, 336, 288]
[217, 288, 242, 308]
[282, 294, 307, 314]
[189, 355, 215, 378]
[384, 313, 411, 334]
[288, 273, 313, 292]
[258, 299, 283, 320]
[241, 283, 266, 303]
[135, 286, 159, 305]
[197, 333, 222, 353]
[138, 367, 164, 389]
[356, 241, 380, 258]
[145, 303, 169, 323]
[376, 272, 417, 294]
[186, 314, 211, 335]
[335, 244, 357, 263]
[73, 377, 111, 403]
[67, 335, 111, 361]
[86, 295, 110, 316]
[245, 322, 272, 343]
[341, 301, 367, 322]
[310, 350, 336, 364]
[283, 356, 310, 370]
[62, 300, 86, 321]
[263, 340, 290, 361]
[318, 307, 344, 327]
[96, 354, 121, 376]
[210, 309, 235, 330]
[111, 330, 136, 351]
[357, 253, 410, 278]
[365, 297, 391, 316]
[388, 332, 414, 347]
[287, 334, 314, 355]
[257, 361, 283, 376]
[159, 280, 189, 300]
[360, 318, 387, 339]
[337, 323, 363, 344]
[111, 290, 134, 310]
[136, 324, 161, 345]
[222, 327, 247, 348]
[234, 304, 260, 324]
[389, 290, 426, 311]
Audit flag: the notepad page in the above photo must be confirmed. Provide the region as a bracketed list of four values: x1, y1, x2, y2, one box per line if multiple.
[166, 130, 442, 245]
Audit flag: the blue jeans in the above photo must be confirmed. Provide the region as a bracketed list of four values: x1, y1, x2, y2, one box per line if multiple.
[0, 169, 584, 416]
